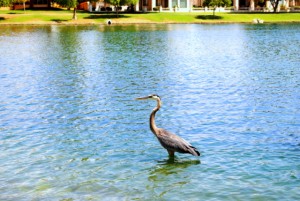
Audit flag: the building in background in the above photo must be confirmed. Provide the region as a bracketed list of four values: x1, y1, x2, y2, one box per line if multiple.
[10, 0, 300, 11]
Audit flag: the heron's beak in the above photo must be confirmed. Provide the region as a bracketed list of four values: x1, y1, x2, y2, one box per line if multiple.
[135, 96, 150, 100]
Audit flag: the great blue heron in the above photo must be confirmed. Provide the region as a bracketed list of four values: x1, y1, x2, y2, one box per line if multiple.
[136, 94, 200, 157]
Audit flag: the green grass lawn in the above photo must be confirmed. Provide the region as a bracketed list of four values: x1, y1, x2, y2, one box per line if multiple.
[0, 9, 300, 24]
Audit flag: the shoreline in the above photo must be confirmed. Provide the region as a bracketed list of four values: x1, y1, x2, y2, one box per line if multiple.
[1, 11, 300, 25]
[1, 21, 300, 26]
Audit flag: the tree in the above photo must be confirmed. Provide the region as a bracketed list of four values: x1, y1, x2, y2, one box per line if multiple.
[126, 0, 138, 12]
[53, 0, 78, 20]
[0, 0, 12, 7]
[13, 0, 29, 11]
[203, 0, 232, 16]
[104, 0, 125, 17]
[270, 0, 280, 12]
[69, 0, 77, 20]
[104, 0, 138, 17]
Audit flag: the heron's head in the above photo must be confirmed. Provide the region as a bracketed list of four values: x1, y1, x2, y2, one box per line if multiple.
[136, 94, 161, 101]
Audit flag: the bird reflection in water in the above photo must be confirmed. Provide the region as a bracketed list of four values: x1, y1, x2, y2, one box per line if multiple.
[147, 158, 201, 199]
[149, 157, 201, 180]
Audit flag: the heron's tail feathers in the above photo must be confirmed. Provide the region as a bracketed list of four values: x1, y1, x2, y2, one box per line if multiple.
[189, 146, 200, 156]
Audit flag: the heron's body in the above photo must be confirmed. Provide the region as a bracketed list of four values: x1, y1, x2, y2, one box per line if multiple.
[136, 94, 200, 157]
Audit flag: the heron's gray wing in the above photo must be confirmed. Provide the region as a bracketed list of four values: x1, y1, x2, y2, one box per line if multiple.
[157, 129, 200, 156]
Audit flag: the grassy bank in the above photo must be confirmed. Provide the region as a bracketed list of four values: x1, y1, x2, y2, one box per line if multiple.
[1, 9, 300, 24]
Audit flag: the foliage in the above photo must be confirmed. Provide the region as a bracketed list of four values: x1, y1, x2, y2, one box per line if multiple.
[13, 0, 29, 4]
[203, 0, 231, 15]
[104, 0, 138, 16]
[104, 0, 126, 9]
[104, 0, 122, 17]
[153, 6, 159, 11]
[0, 0, 29, 10]
[257, 0, 265, 7]
[54, 0, 77, 8]
[0, 0, 12, 7]
[53, 0, 80, 20]
[203, 0, 231, 7]
[127, 0, 139, 7]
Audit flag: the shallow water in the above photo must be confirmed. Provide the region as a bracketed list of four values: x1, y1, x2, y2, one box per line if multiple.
[0, 24, 299, 200]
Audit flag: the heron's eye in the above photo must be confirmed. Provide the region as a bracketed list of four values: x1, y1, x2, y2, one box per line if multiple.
[148, 94, 160, 99]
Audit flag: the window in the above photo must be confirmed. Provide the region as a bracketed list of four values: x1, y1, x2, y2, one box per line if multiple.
[172, 0, 177, 7]
[180, 0, 187, 8]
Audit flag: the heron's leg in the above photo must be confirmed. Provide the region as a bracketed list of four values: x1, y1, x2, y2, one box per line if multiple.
[167, 150, 175, 158]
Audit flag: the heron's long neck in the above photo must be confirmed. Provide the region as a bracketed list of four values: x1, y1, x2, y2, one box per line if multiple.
[150, 99, 161, 135]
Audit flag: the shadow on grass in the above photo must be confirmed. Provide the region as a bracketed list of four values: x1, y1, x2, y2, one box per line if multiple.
[227, 12, 282, 14]
[84, 14, 130, 19]
[0, 17, 5, 21]
[51, 19, 69, 23]
[196, 15, 223, 20]
[27, 8, 65, 11]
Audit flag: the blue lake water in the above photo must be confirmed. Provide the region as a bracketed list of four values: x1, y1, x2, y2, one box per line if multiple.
[0, 24, 300, 200]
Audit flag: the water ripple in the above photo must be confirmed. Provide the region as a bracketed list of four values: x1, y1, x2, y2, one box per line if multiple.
[0, 24, 299, 201]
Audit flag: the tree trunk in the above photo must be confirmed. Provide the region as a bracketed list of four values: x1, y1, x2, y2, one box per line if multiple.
[271, 0, 280, 12]
[115, 5, 119, 18]
[273, 2, 279, 12]
[73, 7, 77, 20]
[23, 1, 25, 12]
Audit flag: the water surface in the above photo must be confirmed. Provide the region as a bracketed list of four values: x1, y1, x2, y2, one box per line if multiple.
[0, 24, 300, 200]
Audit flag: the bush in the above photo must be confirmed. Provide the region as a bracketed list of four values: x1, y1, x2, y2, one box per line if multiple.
[153, 6, 160, 11]
[203, 0, 232, 7]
